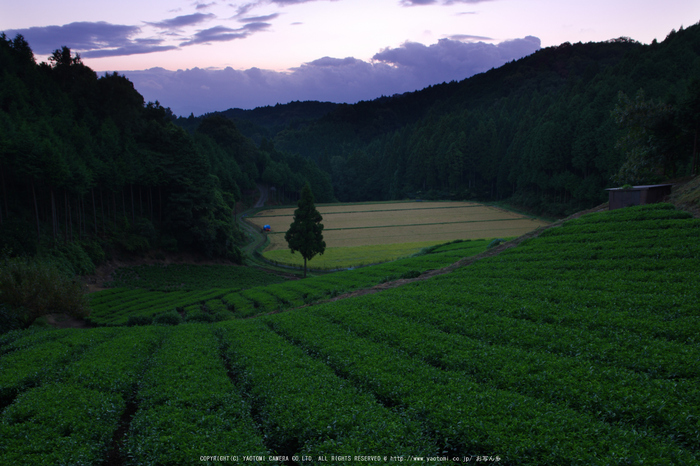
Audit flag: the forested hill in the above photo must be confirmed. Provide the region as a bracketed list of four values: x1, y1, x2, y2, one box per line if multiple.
[211, 23, 700, 217]
[0, 35, 334, 271]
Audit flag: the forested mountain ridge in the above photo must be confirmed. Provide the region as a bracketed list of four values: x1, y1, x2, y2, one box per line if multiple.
[0, 34, 334, 275]
[208, 23, 700, 216]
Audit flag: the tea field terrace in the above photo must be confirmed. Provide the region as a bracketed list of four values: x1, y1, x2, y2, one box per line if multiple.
[0, 204, 698, 464]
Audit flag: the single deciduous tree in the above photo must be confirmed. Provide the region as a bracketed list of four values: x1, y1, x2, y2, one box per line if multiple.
[285, 183, 325, 278]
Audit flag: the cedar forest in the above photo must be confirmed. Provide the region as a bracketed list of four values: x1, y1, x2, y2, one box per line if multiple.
[1, 23, 700, 273]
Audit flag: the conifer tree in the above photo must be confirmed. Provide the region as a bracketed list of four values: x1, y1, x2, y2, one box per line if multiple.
[285, 183, 325, 278]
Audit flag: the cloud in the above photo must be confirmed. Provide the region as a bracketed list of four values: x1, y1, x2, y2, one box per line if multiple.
[146, 13, 215, 30]
[195, 2, 217, 10]
[81, 43, 179, 59]
[401, 0, 494, 5]
[448, 34, 493, 41]
[179, 22, 271, 46]
[120, 35, 540, 116]
[3, 22, 140, 55]
[372, 36, 541, 84]
[269, 0, 333, 4]
[238, 13, 281, 23]
[233, 0, 336, 18]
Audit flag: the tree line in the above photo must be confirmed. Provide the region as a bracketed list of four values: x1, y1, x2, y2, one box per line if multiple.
[253, 23, 700, 217]
[0, 34, 334, 273]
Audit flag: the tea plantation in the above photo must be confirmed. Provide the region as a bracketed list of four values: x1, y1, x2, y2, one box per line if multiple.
[1, 204, 698, 465]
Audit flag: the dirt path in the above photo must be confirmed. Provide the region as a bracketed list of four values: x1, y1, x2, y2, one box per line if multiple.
[254, 183, 268, 208]
[45, 313, 95, 329]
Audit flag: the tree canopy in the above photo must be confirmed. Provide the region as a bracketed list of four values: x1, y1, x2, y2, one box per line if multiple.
[284, 183, 326, 277]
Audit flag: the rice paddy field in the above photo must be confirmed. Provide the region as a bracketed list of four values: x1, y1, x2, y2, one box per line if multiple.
[251, 201, 547, 268]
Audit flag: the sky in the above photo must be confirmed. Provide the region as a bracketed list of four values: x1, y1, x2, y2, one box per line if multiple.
[2, 0, 699, 116]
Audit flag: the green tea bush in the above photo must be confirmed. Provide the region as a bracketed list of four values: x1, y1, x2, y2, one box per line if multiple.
[152, 310, 182, 326]
[401, 269, 422, 279]
[0, 257, 90, 328]
[126, 315, 153, 327]
[185, 309, 214, 323]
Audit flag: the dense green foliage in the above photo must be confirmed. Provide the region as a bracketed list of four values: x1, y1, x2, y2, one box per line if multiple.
[0, 256, 89, 330]
[0, 35, 244, 263]
[0, 35, 336, 278]
[0, 204, 698, 464]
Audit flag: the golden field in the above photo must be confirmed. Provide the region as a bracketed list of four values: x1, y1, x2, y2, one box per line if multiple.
[251, 201, 548, 251]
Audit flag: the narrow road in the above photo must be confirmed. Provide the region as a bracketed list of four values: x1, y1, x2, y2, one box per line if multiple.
[254, 184, 268, 208]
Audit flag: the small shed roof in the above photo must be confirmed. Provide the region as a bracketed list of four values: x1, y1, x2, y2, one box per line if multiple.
[605, 184, 673, 191]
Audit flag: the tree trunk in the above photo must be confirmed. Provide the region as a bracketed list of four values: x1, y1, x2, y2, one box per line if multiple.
[130, 184, 135, 223]
[31, 180, 40, 240]
[92, 189, 98, 235]
[303, 257, 307, 278]
[122, 188, 127, 223]
[51, 188, 57, 241]
[0, 164, 7, 224]
[64, 190, 68, 244]
[100, 189, 105, 235]
[76, 197, 81, 240]
[692, 128, 698, 176]
[67, 192, 73, 242]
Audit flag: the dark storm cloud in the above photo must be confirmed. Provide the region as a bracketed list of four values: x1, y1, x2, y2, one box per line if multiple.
[146, 13, 215, 29]
[3, 22, 140, 55]
[120, 35, 540, 116]
[179, 22, 270, 46]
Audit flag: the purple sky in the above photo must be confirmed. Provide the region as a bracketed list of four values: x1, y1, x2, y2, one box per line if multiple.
[2, 0, 698, 116]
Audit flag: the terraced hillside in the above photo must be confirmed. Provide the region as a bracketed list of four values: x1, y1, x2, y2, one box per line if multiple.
[1, 204, 698, 465]
[87, 239, 490, 325]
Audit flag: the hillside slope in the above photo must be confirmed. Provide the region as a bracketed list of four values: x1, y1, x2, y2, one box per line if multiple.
[1, 203, 698, 464]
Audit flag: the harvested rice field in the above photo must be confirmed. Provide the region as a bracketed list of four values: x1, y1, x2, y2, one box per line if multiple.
[249, 201, 548, 268]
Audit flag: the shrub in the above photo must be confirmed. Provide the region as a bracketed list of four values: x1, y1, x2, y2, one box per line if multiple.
[0, 257, 90, 327]
[39, 242, 96, 276]
[0, 304, 23, 334]
[159, 235, 178, 253]
[0, 220, 38, 257]
[79, 239, 106, 267]
[153, 310, 182, 326]
[212, 310, 232, 322]
[487, 238, 506, 249]
[400, 270, 422, 279]
[185, 309, 214, 323]
[126, 315, 153, 327]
